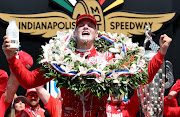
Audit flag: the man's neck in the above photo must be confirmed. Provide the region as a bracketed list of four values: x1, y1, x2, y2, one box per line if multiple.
[31, 105, 39, 110]
[76, 41, 94, 50]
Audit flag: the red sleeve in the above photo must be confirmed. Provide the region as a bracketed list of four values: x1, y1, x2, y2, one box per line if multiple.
[44, 95, 62, 117]
[169, 79, 180, 95]
[164, 96, 178, 107]
[8, 55, 54, 89]
[163, 96, 180, 116]
[147, 51, 164, 83]
[169, 98, 178, 107]
[127, 89, 140, 116]
[0, 94, 10, 117]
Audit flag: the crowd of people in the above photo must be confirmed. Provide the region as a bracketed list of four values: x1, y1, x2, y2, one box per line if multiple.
[1, 14, 179, 117]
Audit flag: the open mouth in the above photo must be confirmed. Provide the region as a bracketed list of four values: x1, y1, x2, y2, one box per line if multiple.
[82, 31, 90, 36]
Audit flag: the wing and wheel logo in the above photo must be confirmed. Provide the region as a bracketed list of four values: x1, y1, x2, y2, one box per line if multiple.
[0, 0, 175, 38]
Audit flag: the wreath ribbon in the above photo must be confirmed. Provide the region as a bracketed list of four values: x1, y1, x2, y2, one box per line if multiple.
[47, 34, 143, 79]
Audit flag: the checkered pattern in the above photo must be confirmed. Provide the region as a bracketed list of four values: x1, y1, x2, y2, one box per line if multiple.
[149, 41, 160, 52]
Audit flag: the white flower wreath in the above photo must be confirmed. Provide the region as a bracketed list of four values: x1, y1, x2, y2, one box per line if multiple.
[38, 30, 148, 98]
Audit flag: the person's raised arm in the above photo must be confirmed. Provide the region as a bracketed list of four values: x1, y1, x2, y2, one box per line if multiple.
[35, 85, 50, 105]
[147, 34, 172, 83]
[159, 34, 172, 55]
[4, 73, 19, 103]
[2, 36, 54, 89]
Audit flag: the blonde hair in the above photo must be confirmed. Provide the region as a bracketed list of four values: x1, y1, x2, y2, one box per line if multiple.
[8, 108, 16, 117]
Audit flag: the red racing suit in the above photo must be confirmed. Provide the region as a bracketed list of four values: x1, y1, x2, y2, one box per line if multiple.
[8, 46, 165, 117]
[106, 90, 139, 117]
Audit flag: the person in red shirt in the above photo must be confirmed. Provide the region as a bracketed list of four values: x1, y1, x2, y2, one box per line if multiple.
[0, 51, 33, 117]
[0, 69, 9, 117]
[17, 88, 45, 117]
[106, 90, 139, 117]
[35, 85, 62, 117]
[163, 79, 180, 117]
[2, 14, 172, 117]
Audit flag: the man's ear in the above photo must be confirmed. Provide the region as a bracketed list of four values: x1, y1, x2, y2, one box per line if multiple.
[73, 30, 76, 38]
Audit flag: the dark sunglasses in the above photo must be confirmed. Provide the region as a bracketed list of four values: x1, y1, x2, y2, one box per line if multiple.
[27, 93, 38, 98]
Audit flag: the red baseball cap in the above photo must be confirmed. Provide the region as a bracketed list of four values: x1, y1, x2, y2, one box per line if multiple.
[0, 70, 8, 92]
[18, 51, 33, 69]
[25, 88, 37, 96]
[76, 14, 97, 26]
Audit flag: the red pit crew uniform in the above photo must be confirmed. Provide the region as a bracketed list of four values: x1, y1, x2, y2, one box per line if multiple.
[106, 90, 139, 117]
[45, 95, 62, 117]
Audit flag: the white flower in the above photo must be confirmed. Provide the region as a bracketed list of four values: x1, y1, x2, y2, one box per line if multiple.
[138, 47, 145, 56]
[68, 29, 74, 35]
[55, 39, 63, 47]
[113, 79, 119, 83]
[71, 53, 81, 62]
[56, 30, 67, 39]
[113, 72, 119, 79]
[109, 48, 117, 53]
[115, 52, 124, 60]
[95, 74, 105, 83]
[99, 31, 106, 35]
[130, 64, 138, 73]
[54, 54, 65, 64]
[77, 66, 89, 76]
[60, 62, 75, 73]
[79, 56, 88, 64]
[107, 32, 118, 39]
[119, 33, 126, 39]
[123, 36, 132, 43]
[137, 59, 145, 68]
[109, 43, 123, 53]
[108, 59, 115, 65]
[59, 46, 70, 56]
[108, 32, 118, 39]
[94, 56, 108, 71]
[48, 55, 54, 61]
[97, 63, 106, 72]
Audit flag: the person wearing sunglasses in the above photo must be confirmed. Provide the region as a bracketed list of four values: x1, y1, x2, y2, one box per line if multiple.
[17, 88, 45, 117]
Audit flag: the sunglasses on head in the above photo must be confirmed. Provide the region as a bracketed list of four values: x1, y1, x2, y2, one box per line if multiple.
[27, 93, 38, 98]
[15, 100, 26, 104]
